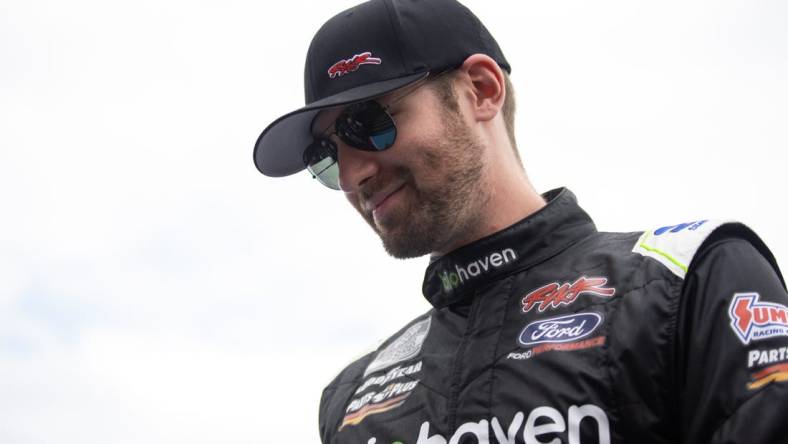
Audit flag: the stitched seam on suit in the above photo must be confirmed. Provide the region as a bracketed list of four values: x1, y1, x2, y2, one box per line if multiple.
[447, 289, 482, 432]
[709, 383, 787, 442]
[487, 275, 516, 421]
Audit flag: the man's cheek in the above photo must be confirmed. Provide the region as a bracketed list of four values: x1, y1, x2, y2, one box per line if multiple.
[344, 192, 361, 211]
[418, 145, 442, 171]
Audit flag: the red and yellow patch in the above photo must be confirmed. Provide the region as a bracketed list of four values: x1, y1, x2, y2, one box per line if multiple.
[748, 363, 788, 390]
[339, 393, 411, 431]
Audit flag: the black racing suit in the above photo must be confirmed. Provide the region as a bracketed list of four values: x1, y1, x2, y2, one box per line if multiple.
[318, 188, 788, 444]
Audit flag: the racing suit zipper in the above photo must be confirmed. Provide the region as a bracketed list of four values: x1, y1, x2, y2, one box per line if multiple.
[446, 289, 482, 432]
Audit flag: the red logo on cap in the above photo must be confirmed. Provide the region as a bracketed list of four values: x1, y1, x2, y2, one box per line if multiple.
[328, 52, 382, 79]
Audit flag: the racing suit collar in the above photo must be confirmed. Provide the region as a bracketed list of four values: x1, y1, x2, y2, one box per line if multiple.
[422, 187, 597, 308]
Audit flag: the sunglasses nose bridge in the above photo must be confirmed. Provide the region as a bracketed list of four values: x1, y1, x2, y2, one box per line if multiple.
[336, 140, 381, 192]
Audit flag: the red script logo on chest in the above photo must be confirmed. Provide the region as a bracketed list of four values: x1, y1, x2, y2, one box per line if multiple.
[522, 276, 616, 313]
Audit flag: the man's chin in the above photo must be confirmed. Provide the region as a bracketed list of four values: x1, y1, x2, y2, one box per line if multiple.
[380, 235, 430, 259]
[369, 200, 408, 235]
[360, 214, 414, 257]
[372, 217, 400, 235]
[361, 190, 435, 258]
[377, 222, 437, 259]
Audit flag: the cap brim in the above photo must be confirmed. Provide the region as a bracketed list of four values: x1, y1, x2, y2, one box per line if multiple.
[253, 71, 429, 177]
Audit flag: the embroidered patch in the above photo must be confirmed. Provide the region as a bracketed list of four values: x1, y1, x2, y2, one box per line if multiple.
[729, 292, 788, 345]
[748, 363, 788, 390]
[340, 385, 418, 430]
[365, 317, 431, 376]
[518, 312, 603, 347]
[328, 51, 382, 78]
[748, 346, 788, 368]
[341, 362, 423, 431]
[521, 277, 615, 313]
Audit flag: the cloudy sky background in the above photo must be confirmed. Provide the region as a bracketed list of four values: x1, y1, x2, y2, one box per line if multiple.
[1, 0, 787, 442]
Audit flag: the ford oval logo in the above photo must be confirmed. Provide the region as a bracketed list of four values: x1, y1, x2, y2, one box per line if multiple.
[518, 312, 603, 347]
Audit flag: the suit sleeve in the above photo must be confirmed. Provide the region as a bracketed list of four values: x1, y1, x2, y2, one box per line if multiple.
[318, 385, 334, 443]
[678, 237, 788, 443]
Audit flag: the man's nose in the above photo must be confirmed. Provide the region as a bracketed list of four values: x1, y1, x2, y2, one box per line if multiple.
[337, 143, 380, 192]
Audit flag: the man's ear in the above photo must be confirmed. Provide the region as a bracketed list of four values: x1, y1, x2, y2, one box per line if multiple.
[457, 53, 506, 122]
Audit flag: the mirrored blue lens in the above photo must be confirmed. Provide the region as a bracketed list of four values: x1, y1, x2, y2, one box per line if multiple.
[369, 127, 397, 150]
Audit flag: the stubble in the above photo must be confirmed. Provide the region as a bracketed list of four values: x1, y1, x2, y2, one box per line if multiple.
[370, 108, 490, 259]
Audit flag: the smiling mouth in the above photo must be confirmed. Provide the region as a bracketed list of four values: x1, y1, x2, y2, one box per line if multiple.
[371, 184, 406, 219]
[377, 185, 403, 208]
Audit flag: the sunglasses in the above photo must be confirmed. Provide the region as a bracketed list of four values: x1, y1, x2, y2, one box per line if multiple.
[303, 100, 397, 190]
[303, 70, 451, 190]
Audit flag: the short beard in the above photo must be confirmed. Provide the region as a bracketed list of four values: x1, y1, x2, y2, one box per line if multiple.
[376, 109, 489, 259]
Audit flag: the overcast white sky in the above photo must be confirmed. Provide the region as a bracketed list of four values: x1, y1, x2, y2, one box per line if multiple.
[1, 0, 787, 442]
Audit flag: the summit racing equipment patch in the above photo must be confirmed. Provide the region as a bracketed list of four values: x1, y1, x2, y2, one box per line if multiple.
[748, 363, 788, 390]
[748, 346, 788, 368]
[327, 51, 382, 78]
[729, 292, 788, 345]
[521, 276, 615, 313]
[365, 317, 431, 377]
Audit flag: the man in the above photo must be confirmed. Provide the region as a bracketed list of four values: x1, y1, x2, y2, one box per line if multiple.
[253, 0, 788, 442]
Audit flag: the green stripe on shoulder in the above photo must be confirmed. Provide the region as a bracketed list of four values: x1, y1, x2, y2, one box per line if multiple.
[632, 219, 731, 279]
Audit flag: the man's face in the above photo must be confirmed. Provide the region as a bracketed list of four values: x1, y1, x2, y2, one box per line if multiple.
[313, 78, 490, 258]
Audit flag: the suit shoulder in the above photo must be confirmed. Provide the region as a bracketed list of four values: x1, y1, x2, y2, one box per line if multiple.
[628, 219, 774, 279]
[319, 310, 434, 438]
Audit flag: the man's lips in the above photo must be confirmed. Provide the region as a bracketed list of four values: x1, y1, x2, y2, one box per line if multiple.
[365, 183, 406, 214]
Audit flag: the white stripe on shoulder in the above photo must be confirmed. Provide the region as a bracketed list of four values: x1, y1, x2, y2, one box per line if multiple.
[632, 219, 733, 279]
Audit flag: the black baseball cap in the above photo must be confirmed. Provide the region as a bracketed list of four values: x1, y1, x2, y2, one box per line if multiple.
[253, 0, 510, 178]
